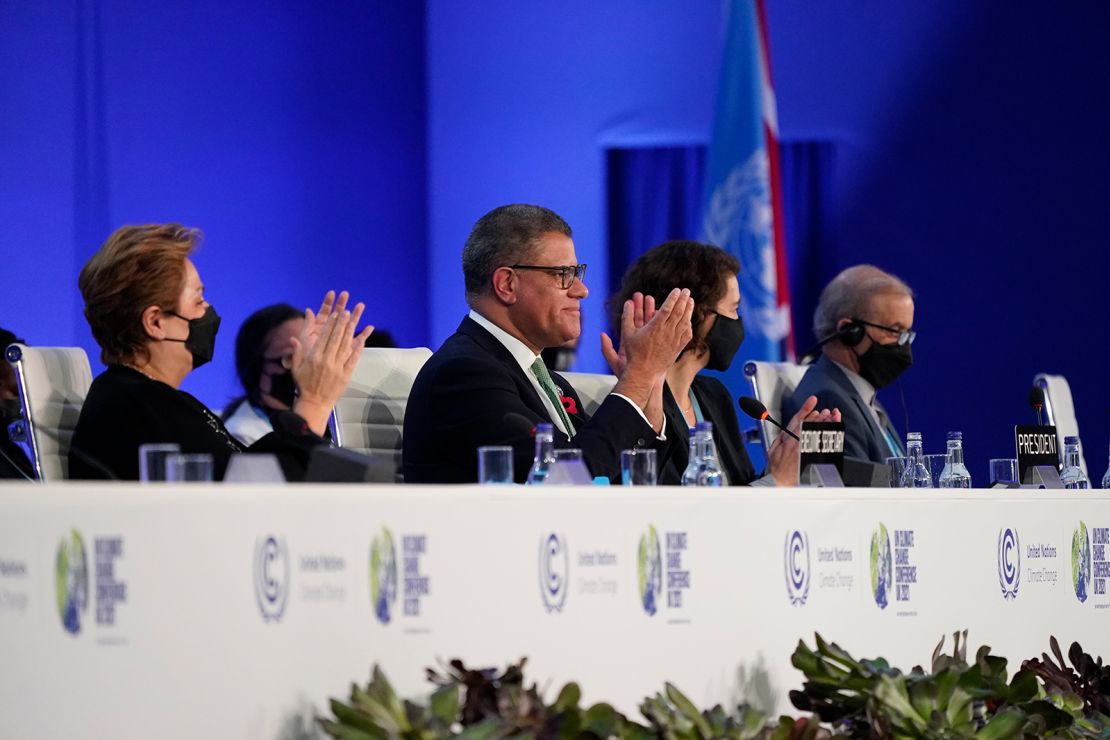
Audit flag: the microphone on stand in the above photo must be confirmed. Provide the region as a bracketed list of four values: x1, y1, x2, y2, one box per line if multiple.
[1028, 387, 1045, 426]
[738, 396, 800, 442]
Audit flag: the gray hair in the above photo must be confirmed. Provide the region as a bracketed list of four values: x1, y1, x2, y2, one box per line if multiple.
[813, 265, 913, 340]
[462, 204, 572, 302]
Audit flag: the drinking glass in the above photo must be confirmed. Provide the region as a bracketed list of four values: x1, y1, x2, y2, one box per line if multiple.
[620, 448, 657, 486]
[165, 453, 214, 483]
[924, 454, 948, 488]
[477, 445, 514, 484]
[989, 458, 1019, 486]
[886, 456, 908, 488]
[139, 443, 181, 482]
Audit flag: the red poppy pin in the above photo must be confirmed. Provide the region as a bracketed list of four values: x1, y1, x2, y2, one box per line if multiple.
[559, 395, 578, 416]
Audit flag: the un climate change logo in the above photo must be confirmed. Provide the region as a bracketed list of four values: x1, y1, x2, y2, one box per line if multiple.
[254, 536, 289, 622]
[638, 526, 662, 616]
[997, 528, 1020, 600]
[870, 523, 893, 610]
[370, 528, 398, 624]
[784, 530, 810, 606]
[1072, 522, 1092, 604]
[55, 529, 88, 635]
[538, 533, 568, 613]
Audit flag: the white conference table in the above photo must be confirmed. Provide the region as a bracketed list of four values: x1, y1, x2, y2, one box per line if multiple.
[1, 483, 1107, 739]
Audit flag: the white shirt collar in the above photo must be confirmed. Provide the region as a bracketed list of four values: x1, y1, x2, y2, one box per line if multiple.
[468, 310, 539, 374]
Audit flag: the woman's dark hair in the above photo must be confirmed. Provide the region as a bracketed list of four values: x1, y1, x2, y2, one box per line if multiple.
[609, 240, 740, 357]
[234, 303, 304, 408]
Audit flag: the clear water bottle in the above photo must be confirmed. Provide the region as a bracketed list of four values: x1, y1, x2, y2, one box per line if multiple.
[1060, 435, 1089, 490]
[526, 423, 555, 485]
[680, 421, 724, 487]
[939, 431, 972, 488]
[1101, 439, 1110, 489]
[900, 432, 932, 488]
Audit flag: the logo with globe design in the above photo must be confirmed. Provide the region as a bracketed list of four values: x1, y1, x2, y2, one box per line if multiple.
[997, 528, 1020, 600]
[1072, 521, 1092, 603]
[870, 523, 893, 609]
[637, 526, 662, 616]
[55, 528, 89, 635]
[369, 528, 398, 624]
[538, 533, 569, 613]
[784, 530, 810, 606]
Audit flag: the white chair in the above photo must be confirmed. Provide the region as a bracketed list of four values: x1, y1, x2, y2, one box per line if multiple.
[558, 371, 617, 418]
[743, 360, 809, 455]
[1034, 373, 1087, 477]
[5, 343, 93, 481]
[327, 347, 432, 483]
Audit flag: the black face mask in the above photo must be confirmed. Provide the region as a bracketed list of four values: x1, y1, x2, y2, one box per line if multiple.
[856, 340, 913, 389]
[703, 313, 745, 372]
[264, 369, 297, 409]
[165, 305, 221, 369]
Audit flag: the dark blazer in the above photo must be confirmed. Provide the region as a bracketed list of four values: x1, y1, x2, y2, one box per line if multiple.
[70, 364, 323, 481]
[781, 354, 900, 465]
[659, 375, 757, 486]
[402, 316, 660, 484]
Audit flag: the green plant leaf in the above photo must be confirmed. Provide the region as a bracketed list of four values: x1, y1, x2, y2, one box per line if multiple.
[1007, 668, 1039, 704]
[328, 700, 391, 739]
[553, 682, 581, 712]
[317, 718, 383, 740]
[456, 718, 502, 740]
[975, 707, 1026, 739]
[874, 674, 927, 732]
[429, 684, 459, 726]
[664, 683, 712, 738]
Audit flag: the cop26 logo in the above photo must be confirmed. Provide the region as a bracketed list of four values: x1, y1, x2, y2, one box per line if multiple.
[638, 526, 662, 616]
[997, 528, 1020, 600]
[538, 533, 568, 613]
[784, 530, 810, 606]
[55, 529, 88, 635]
[370, 528, 398, 624]
[870, 523, 892, 610]
[1072, 522, 1092, 604]
[254, 535, 289, 622]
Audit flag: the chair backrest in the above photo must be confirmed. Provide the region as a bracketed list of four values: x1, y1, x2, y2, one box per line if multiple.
[743, 360, 809, 455]
[328, 347, 432, 483]
[1034, 373, 1087, 476]
[558, 371, 617, 418]
[5, 343, 93, 481]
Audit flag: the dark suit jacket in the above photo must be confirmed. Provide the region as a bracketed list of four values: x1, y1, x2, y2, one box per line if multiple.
[659, 375, 757, 486]
[402, 316, 660, 484]
[781, 354, 899, 465]
[70, 365, 322, 481]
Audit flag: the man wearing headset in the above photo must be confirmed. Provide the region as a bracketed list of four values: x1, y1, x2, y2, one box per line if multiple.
[783, 265, 915, 465]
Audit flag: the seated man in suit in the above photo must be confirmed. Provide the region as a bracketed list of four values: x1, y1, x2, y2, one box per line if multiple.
[783, 265, 915, 465]
[403, 204, 694, 483]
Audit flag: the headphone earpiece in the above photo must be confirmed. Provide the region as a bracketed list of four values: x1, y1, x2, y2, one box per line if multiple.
[837, 320, 866, 347]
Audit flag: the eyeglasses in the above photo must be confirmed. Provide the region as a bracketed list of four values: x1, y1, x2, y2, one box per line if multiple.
[854, 318, 916, 346]
[509, 263, 587, 289]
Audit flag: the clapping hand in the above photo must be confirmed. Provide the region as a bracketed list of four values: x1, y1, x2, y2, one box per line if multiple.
[288, 291, 374, 436]
[766, 395, 842, 486]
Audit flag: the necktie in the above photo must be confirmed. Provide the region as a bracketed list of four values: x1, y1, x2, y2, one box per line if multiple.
[530, 358, 576, 437]
[873, 401, 904, 457]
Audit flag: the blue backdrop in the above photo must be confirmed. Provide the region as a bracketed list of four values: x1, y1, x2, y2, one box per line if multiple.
[2, 1, 1108, 481]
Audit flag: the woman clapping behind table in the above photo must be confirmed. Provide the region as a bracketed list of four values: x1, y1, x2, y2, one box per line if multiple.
[222, 304, 306, 446]
[70, 224, 372, 481]
[611, 241, 838, 486]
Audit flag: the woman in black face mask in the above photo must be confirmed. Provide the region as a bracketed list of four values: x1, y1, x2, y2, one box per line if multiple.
[71, 224, 373, 481]
[612, 241, 836, 486]
[222, 304, 306, 445]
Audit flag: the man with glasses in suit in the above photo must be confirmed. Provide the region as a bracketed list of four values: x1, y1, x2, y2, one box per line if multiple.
[783, 265, 916, 465]
[403, 204, 694, 483]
